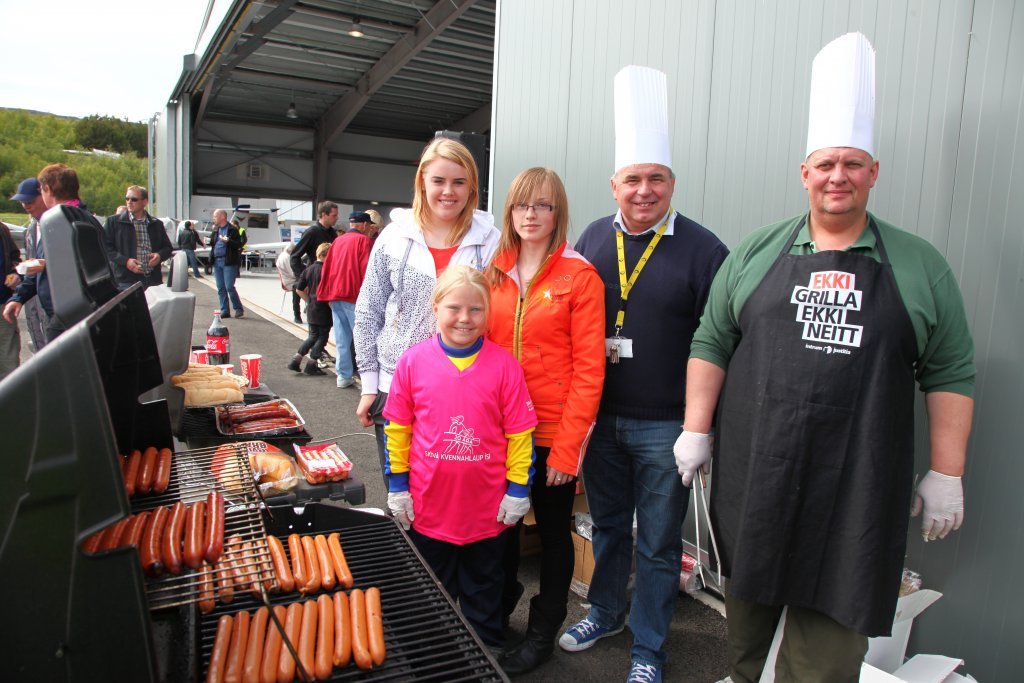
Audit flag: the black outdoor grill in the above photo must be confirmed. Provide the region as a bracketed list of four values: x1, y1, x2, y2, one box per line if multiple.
[198, 505, 508, 682]
[0, 278, 504, 682]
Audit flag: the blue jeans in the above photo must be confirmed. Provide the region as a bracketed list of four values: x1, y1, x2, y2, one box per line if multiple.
[581, 412, 687, 667]
[184, 249, 202, 277]
[329, 300, 356, 380]
[213, 258, 243, 315]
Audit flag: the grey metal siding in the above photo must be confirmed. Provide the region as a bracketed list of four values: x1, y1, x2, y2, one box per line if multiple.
[492, 0, 1023, 678]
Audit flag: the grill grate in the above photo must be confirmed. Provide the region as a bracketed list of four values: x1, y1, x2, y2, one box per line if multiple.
[198, 513, 507, 682]
[128, 443, 274, 611]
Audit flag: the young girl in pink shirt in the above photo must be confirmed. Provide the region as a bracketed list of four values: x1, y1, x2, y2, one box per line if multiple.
[384, 265, 537, 649]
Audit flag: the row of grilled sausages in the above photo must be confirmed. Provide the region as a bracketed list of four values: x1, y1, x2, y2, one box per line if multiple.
[206, 589, 386, 683]
[120, 446, 174, 497]
[265, 533, 354, 595]
[82, 491, 225, 576]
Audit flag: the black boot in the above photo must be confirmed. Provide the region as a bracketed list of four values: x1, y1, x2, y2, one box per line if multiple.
[287, 354, 303, 372]
[501, 597, 563, 676]
[303, 357, 326, 375]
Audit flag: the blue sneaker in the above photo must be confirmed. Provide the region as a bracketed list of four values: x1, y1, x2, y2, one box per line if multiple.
[558, 617, 625, 652]
[626, 660, 662, 683]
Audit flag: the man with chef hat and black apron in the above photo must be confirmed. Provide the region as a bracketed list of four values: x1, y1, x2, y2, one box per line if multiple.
[676, 33, 976, 683]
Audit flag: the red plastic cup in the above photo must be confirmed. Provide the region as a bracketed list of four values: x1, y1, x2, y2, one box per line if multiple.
[240, 354, 262, 388]
[191, 348, 208, 364]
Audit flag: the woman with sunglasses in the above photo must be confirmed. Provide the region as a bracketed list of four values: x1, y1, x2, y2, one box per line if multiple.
[487, 167, 606, 674]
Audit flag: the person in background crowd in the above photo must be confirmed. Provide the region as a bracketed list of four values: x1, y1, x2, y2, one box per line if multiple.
[210, 209, 244, 318]
[384, 265, 537, 655]
[353, 137, 499, 492]
[318, 211, 376, 389]
[115, 205, 128, 216]
[290, 201, 338, 281]
[3, 163, 104, 342]
[0, 219, 21, 380]
[682, 33, 976, 683]
[8, 178, 48, 351]
[288, 242, 332, 375]
[177, 220, 205, 279]
[487, 167, 606, 675]
[103, 185, 173, 290]
[365, 209, 384, 239]
[558, 67, 729, 683]
[276, 243, 303, 324]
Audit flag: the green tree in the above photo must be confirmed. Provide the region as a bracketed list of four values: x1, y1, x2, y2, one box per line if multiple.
[74, 115, 147, 155]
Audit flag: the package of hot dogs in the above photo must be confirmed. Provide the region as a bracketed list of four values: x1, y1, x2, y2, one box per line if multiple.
[215, 399, 305, 436]
[293, 443, 353, 484]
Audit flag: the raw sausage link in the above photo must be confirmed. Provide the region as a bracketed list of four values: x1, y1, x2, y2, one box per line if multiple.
[162, 501, 187, 575]
[205, 490, 225, 564]
[288, 534, 307, 590]
[198, 562, 216, 615]
[326, 533, 353, 589]
[226, 535, 248, 588]
[124, 510, 151, 549]
[214, 556, 235, 604]
[224, 608, 250, 683]
[332, 591, 351, 668]
[265, 535, 294, 593]
[300, 536, 320, 595]
[312, 535, 335, 591]
[350, 589, 372, 670]
[141, 505, 169, 576]
[98, 517, 132, 551]
[260, 605, 287, 683]
[124, 449, 142, 497]
[243, 606, 268, 683]
[137, 446, 159, 494]
[184, 500, 207, 570]
[315, 593, 334, 680]
[298, 598, 318, 681]
[277, 602, 302, 683]
[206, 613, 234, 683]
[366, 587, 386, 666]
[153, 447, 173, 494]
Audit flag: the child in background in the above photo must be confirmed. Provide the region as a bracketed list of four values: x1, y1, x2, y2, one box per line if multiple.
[288, 242, 332, 375]
[384, 265, 537, 651]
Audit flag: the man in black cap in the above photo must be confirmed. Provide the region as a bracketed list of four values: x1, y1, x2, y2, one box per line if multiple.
[8, 178, 48, 351]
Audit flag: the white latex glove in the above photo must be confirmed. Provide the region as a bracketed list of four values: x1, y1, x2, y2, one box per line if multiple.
[388, 491, 415, 530]
[911, 470, 964, 542]
[496, 494, 530, 526]
[673, 430, 713, 488]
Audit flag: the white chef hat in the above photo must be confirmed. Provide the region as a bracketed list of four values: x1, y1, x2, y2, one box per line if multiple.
[805, 32, 876, 158]
[614, 65, 672, 172]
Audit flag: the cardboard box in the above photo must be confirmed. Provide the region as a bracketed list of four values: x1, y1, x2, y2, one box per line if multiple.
[570, 531, 595, 597]
[864, 590, 943, 673]
[759, 590, 944, 683]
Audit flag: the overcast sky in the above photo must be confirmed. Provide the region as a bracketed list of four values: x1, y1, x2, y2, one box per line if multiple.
[0, 0, 227, 122]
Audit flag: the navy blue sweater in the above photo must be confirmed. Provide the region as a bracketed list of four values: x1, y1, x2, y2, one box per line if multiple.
[575, 213, 728, 420]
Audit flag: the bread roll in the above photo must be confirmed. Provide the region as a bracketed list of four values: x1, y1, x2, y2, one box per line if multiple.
[185, 386, 244, 407]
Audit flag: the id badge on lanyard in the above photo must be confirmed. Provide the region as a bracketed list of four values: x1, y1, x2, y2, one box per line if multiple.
[608, 214, 670, 364]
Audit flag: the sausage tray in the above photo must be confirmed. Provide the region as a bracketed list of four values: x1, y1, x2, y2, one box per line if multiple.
[215, 397, 306, 437]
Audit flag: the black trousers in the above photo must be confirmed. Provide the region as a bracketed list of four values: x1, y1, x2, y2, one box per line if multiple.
[368, 391, 389, 494]
[409, 527, 510, 647]
[297, 322, 329, 359]
[292, 291, 302, 320]
[503, 446, 577, 626]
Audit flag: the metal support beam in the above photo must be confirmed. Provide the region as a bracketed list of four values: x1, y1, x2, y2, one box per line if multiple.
[317, 0, 479, 150]
[448, 103, 491, 133]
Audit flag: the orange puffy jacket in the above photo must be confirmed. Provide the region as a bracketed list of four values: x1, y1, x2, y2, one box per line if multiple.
[487, 242, 606, 476]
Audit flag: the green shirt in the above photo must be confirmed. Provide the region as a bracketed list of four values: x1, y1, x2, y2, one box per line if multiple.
[690, 213, 975, 396]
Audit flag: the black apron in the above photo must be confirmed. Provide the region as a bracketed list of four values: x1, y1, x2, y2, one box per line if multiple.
[711, 217, 917, 637]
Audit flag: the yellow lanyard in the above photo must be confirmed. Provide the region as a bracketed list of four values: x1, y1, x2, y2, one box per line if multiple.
[614, 212, 671, 334]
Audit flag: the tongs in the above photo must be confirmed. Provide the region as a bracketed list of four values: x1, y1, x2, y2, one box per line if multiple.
[692, 467, 722, 590]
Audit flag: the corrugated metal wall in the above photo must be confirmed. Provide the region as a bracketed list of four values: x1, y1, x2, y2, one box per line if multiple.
[491, 1, 1023, 679]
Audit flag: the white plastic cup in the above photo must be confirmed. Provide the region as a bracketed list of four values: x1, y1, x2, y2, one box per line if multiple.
[217, 363, 234, 375]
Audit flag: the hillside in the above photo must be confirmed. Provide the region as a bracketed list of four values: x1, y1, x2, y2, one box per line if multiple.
[0, 109, 148, 217]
